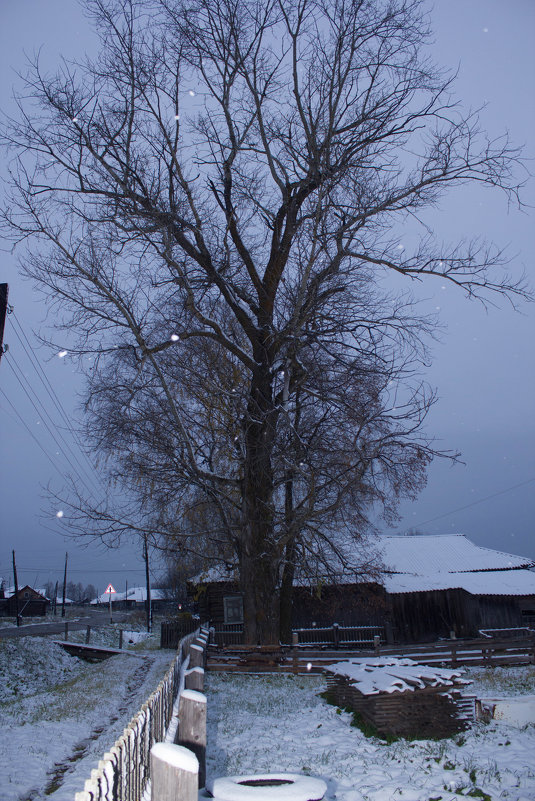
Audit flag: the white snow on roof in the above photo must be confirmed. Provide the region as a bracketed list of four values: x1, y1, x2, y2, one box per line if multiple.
[188, 535, 535, 598]
[91, 587, 168, 604]
[379, 534, 533, 575]
[324, 657, 469, 696]
[385, 568, 535, 596]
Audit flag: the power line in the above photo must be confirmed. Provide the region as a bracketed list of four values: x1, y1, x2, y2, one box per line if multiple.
[9, 311, 106, 492]
[0, 386, 72, 482]
[4, 327, 97, 492]
[410, 477, 535, 529]
[3, 353, 98, 498]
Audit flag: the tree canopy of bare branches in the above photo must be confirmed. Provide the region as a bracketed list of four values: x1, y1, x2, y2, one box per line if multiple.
[1, 0, 528, 643]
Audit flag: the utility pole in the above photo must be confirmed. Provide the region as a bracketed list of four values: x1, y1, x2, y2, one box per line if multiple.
[143, 534, 152, 633]
[61, 552, 68, 618]
[0, 283, 8, 365]
[12, 550, 20, 626]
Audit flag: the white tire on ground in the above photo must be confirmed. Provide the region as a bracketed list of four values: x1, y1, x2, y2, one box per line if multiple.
[206, 773, 327, 801]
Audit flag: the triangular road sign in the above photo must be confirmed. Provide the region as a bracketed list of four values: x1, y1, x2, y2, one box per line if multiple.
[104, 583, 116, 594]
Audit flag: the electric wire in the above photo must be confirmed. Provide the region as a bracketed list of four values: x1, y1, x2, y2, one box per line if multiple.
[0, 386, 73, 482]
[409, 477, 535, 529]
[3, 353, 98, 499]
[5, 320, 100, 493]
[9, 311, 107, 493]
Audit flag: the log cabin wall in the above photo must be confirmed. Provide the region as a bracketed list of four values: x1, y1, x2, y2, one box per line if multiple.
[291, 583, 388, 629]
[388, 588, 475, 642]
[192, 580, 241, 626]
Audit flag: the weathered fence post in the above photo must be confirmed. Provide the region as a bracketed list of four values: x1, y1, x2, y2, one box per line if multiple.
[176, 689, 207, 789]
[333, 623, 340, 649]
[185, 667, 205, 692]
[189, 643, 204, 669]
[151, 742, 199, 801]
[85, 626, 91, 644]
[119, 629, 123, 650]
[64, 622, 69, 641]
[292, 631, 299, 674]
[373, 635, 381, 655]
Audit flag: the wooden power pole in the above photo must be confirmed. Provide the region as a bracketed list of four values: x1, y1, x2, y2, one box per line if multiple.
[0, 283, 9, 365]
[12, 550, 20, 626]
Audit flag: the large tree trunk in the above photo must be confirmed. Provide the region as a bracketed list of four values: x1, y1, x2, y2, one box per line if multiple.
[240, 365, 280, 645]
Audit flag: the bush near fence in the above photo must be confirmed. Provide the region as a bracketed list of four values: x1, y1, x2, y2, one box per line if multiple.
[75, 629, 204, 801]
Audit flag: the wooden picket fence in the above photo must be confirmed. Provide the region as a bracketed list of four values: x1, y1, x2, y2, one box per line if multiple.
[74, 628, 206, 801]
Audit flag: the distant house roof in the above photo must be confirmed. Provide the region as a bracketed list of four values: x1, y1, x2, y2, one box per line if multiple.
[91, 587, 168, 604]
[3, 585, 49, 601]
[190, 534, 535, 598]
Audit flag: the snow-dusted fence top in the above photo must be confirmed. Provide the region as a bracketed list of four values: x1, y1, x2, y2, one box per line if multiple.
[75, 627, 209, 801]
[324, 657, 474, 739]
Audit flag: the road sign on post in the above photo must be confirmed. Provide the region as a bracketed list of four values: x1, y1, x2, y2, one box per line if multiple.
[104, 584, 116, 623]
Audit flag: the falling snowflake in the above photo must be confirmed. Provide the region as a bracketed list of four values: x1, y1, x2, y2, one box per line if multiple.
[174, 114, 180, 120]
[170, 334, 180, 342]
[58, 350, 68, 358]
[56, 510, 64, 519]
[188, 90, 196, 97]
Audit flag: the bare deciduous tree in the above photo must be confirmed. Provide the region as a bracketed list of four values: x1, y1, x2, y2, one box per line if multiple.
[1, 0, 528, 643]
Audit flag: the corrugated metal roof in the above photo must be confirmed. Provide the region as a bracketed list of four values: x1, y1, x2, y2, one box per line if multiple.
[379, 534, 533, 575]
[385, 568, 535, 596]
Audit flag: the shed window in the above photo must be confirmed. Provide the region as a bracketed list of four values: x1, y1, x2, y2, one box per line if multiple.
[223, 595, 243, 624]
[24, 591, 30, 599]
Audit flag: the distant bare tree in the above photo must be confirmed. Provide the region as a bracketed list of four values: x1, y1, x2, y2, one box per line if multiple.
[1, 0, 528, 643]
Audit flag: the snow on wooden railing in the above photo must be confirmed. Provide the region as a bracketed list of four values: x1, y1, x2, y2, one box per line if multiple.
[75, 626, 209, 801]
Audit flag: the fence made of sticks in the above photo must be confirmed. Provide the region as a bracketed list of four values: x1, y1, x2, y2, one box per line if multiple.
[74, 627, 209, 801]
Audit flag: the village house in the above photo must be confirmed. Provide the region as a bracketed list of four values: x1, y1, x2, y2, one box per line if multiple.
[190, 534, 535, 644]
[0, 585, 50, 617]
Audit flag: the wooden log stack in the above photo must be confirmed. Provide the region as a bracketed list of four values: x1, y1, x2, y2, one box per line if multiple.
[324, 659, 472, 739]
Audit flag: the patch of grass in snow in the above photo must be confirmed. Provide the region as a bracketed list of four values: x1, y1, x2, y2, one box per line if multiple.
[464, 665, 535, 696]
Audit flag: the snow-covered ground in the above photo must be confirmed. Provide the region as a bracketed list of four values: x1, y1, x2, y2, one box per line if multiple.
[205, 668, 535, 801]
[0, 630, 173, 801]
[2, 630, 535, 801]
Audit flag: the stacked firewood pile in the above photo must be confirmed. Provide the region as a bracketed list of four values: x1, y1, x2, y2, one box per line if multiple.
[324, 658, 474, 739]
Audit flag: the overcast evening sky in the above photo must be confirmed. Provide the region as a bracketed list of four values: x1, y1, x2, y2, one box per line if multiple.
[0, 0, 534, 596]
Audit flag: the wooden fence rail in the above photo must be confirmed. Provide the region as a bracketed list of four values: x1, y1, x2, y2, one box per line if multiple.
[207, 634, 535, 674]
[75, 627, 209, 801]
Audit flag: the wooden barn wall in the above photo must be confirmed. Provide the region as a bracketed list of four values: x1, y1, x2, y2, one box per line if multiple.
[477, 595, 533, 629]
[388, 589, 477, 642]
[291, 583, 388, 628]
[193, 580, 241, 625]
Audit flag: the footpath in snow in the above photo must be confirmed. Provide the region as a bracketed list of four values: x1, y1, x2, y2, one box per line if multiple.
[0, 629, 172, 801]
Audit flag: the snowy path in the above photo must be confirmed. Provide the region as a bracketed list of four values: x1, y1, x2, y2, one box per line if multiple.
[205, 670, 535, 801]
[0, 635, 172, 801]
